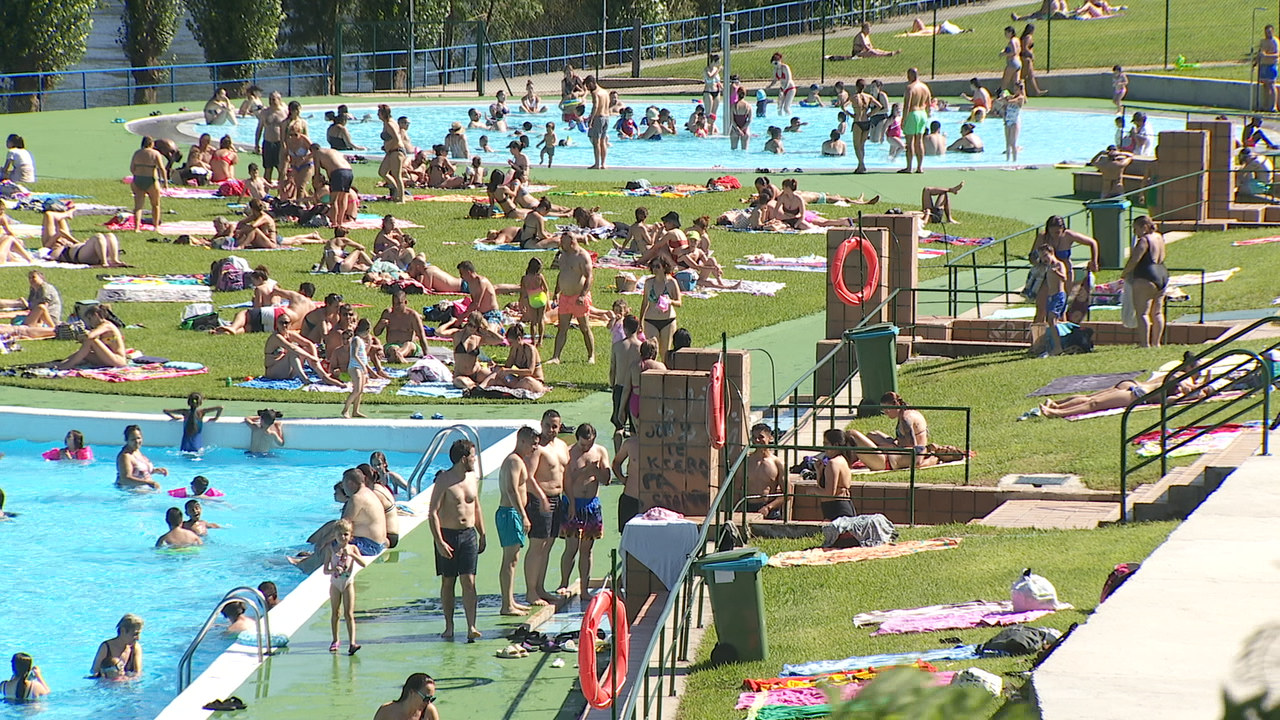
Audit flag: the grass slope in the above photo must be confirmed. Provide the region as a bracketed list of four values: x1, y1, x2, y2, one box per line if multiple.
[676, 522, 1177, 720]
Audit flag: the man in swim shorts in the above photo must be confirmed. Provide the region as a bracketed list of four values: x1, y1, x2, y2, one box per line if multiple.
[548, 233, 596, 365]
[524, 409, 568, 605]
[584, 75, 612, 170]
[342, 467, 388, 557]
[375, 290, 430, 363]
[255, 92, 288, 183]
[429, 439, 486, 641]
[901, 68, 932, 174]
[1260, 25, 1279, 113]
[496, 426, 537, 616]
[557, 424, 610, 599]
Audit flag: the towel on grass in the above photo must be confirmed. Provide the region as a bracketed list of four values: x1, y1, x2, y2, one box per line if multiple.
[1134, 421, 1261, 457]
[865, 600, 1070, 636]
[780, 645, 982, 677]
[737, 672, 957, 709]
[99, 274, 208, 285]
[596, 250, 643, 269]
[98, 285, 213, 303]
[237, 377, 304, 391]
[1232, 236, 1280, 246]
[1028, 371, 1144, 397]
[104, 218, 219, 234]
[766, 538, 961, 568]
[626, 275, 786, 298]
[397, 382, 464, 398]
[0, 255, 92, 269]
[472, 241, 550, 252]
[920, 233, 994, 247]
[1060, 389, 1248, 420]
[302, 377, 391, 394]
[74, 362, 207, 383]
[2, 222, 45, 239]
[726, 225, 828, 235]
[160, 187, 224, 199]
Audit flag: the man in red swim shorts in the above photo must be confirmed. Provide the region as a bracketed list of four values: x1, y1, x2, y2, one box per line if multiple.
[548, 232, 596, 364]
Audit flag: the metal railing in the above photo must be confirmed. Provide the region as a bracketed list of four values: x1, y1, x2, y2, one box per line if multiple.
[1119, 345, 1276, 519]
[408, 424, 483, 496]
[177, 586, 273, 692]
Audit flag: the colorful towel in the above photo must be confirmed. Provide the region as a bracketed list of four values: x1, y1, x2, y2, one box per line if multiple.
[397, 382, 464, 398]
[766, 538, 961, 568]
[302, 377, 390, 394]
[472, 241, 550, 253]
[104, 218, 219, 234]
[744, 661, 941, 691]
[1231, 236, 1280, 246]
[1061, 389, 1247, 421]
[99, 274, 207, 285]
[160, 187, 224, 199]
[780, 645, 982, 677]
[1134, 421, 1261, 457]
[869, 603, 1067, 636]
[627, 275, 786, 298]
[736, 672, 956, 709]
[596, 250, 643, 270]
[920, 233, 994, 247]
[917, 248, 948, 260]
[74, 362, 207, 383]
[236, 376, 304, 391]
[854, 601, 1007, 627]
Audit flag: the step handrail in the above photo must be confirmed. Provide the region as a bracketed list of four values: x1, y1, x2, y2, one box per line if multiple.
[177, 586, 272, 692]
[408, 424, 484, 497]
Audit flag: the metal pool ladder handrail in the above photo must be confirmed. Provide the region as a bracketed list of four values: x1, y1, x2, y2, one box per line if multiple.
[408, 424, 484, 497]
[177, 586, 273, 693]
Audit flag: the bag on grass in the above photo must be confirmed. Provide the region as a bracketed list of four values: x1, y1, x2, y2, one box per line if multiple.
[423, 302, 454, 323]
[674, 269, 698, 292]
[55, 320, 87, 342]
[950, 667, 1003, 696]
[978, 625, 1061, 656]
[407, 356, 453, 383]
[1100, 562, 1141, 603]
[180, 313, 221, 331]
[468, 202, 495, 219]
[1011, 568, 1060, 611]
[210, 258, 245, 292]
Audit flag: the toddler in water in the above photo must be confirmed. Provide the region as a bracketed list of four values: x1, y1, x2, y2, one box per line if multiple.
[764, 126, 785, 154]
[800, 84, 823, 107]
[537, 122, 558, 168]
[885, 104, 905, 160]
[168, 475, 225, 498]
[755, 89, 773, 118]
[42, 429, 93, 461]
[478, 135, 492, 153]
[519, 257, 550, 346]
[324, 518, 368, 655]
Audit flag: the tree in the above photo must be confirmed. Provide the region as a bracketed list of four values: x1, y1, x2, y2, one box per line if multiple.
[118, 0, 182, 105]
[280, 0, 357, 60]
[186, 0, 285, 89]
[0, 0, 97, 113]
[351, 0, 448, 91]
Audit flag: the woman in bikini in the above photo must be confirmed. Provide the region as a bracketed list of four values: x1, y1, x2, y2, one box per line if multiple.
[1123, 215, 1170, 348]
[844, 391, 941, 471]
[2, 653, 49, 701]
[233, 199, 279, 249]
[479, 323, 547, 395]
[90, 614, 144, 679]
[1019, 24, 1046, 95]
[54, 232, 126, 267]
[377, 104, 407, 203]
[323, 228, 374, 273]
[868, 79, 892, 143]
[639, 257, 681, 359]
[130, 137, 166, 232]
[452, 311, 503, 391]
[203, 88, 238, 125]
[1039, 353, 1204, 418]
[283, 124, 314, 202]
[209, 135, 238, 184]
[1000, 26, 1023, 92]
[264, 313, 343, 385]
[847, 79, 882, 174]
[57, 305, 126, 369]
[765, 53, 797, 117]
[623, 338, 666, 422]
[427, 144, 467, 189]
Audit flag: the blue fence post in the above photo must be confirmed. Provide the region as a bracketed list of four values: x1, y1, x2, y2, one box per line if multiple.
[81, 71, 88, 110]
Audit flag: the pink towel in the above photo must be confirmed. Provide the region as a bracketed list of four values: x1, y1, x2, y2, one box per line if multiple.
[735, 672, 958, 709]
[871, 608, 1056, 636]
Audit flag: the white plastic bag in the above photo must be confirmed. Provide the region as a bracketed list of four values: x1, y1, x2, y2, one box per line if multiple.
[951, 667, 1002, 696]
[1011, 568, 1060, 611]
[1120, 280, 1139, 329]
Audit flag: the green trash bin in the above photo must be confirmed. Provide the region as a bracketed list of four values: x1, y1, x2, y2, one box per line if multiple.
[693, 548, 769, 662]
[1085, 197, 1132, 268]
[845, 323, 899, 415]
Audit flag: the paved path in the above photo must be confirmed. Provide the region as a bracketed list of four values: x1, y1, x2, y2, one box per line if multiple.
[1034, 444, 1280, 719]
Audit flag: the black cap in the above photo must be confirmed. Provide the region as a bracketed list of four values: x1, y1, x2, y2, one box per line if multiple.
[662, 211, 680, 225]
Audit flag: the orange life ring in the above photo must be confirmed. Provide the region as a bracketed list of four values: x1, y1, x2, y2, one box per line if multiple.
[579, 589, 630, 709]
[708, 361, 726, 449]
[830, 235, 879, 306]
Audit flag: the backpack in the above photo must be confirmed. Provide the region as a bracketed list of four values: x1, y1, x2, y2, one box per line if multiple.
[468, 202, 495, 219]
[423, 302, 454, 323]
[210, 258, 245, 292]
[978, 625, 1061, 656]
[180, 312, 221, 331]
[1100, 562, 1141, 603]
[298, 204, 331, 227]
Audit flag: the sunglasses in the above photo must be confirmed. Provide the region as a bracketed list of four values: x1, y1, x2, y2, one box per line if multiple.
[415, 689, 436, 704]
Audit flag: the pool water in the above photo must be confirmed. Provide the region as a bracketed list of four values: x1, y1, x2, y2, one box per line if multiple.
[192, 101, 1182, 171]
[0, 441, 436, 720]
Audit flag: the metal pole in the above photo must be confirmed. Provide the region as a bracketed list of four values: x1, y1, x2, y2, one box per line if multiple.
[408, 0, 415, 93]
[820, 5, 826, 85]
[1163, 0, 1170, 70]
[477, 22, 486, 96]
[1045, 15, 1051, 73]
[721, 16, 732, 137]
[600, 0, 608, 72]
[930, 3, 937, 79]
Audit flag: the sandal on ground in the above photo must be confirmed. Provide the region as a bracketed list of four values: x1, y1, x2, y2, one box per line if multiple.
[202, 696, 247, 711]
[496, 644, 528, 658]
[329, 641, 339, 652]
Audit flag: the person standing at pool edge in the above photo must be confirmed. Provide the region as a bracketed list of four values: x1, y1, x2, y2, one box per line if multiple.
[342, 468, 388, 556]
[585, 76, 612, 170]
[164, 392, 223, 453]
[525, 409, 568, 606]
[558, 424, 610, 600]
[497, 426, 538, 616]
[901, 68, 932, 174]
[1259, 25, 1279, 113]
[430, 439, 487, 641]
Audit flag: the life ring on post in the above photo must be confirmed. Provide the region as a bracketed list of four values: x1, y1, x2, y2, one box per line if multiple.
[708, 361, 727, 449]
[579, 589, 630, 709]
[830, 235, 880, 306]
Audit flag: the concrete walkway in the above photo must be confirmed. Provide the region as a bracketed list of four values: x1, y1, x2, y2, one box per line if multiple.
[1034, 443, 1280, 719]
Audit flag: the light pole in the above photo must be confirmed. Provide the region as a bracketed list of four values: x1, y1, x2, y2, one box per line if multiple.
[721, 17, 734, 137]
[408, 0, 415, 93]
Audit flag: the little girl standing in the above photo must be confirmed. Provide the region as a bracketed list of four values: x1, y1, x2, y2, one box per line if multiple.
[325, 519, 368, 654]
[519, 257, 549, 346]
[342, 319, 372, 419]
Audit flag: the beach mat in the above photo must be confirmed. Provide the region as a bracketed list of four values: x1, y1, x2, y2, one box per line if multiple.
[1028, 371, 1145, 397]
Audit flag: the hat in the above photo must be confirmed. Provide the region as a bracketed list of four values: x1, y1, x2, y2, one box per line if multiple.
[450, 121, 462, 131]
[661, 211, 680, 225]
[809, 83, 821, 90]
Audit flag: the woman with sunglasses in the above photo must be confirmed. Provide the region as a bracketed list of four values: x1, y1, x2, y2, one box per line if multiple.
[373, 673, 438, 720]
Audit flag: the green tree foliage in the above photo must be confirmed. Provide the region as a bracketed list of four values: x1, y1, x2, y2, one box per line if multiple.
[186, 0, 285, 86]
[350, 0, 448, 90]
[118, 0, 181, 105]
[0, 0, 97, 112]
[280, 0, 357, 59]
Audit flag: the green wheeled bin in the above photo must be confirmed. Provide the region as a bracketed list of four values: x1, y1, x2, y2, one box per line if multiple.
[693, 548, 769, 663]
[1085, 197, 1132, 269]
[845, 323, 900, 415]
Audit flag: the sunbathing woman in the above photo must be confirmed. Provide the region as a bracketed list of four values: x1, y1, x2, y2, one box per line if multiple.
[323, 228, 374, 273]
[406, 256, 467, 293]
[0, 208, 35, 264]
[264, 313, 343, 385]
[1038, 354, 1205, 418]
[571, 206, 612, 232]
[478, 323, 547, 395]
[844, 391, 940, 471]
[203, 89, 238, 125]
[452, 311, 506, 391]
[231, 199, 279, 249]
[57, 304, 126, 369]
[427, 145, 467, 189]
[56, 233, 126, 267]
[40, 207, 77, 251]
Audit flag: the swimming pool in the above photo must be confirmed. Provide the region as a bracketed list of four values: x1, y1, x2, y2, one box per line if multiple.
[0, 441, 440, 720]
[187, 101, 1182, 171]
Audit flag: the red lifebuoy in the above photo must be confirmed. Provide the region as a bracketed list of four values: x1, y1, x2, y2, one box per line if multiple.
[579, 589, 630, 709]
[708, 361, 726, 449]
[830, 235, 880, 306]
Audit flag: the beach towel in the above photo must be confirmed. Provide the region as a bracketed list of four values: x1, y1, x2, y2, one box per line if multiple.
[2, 221, 45, 239]
[866, 601, 1070, 636]
[74, 362, 208, 383]
[1232, 236, 1280, 246]
[0, 255, 92, 270]
[735, 255, 827, 273]
[736, 672, 956, 709]
[595, 250, 643, 269]
[1134, 421, 1261, 457]
[726, 225, 828, 235]
[236, 377, 305, 391]
[780, 645, 982, 677]
[97, 284, 214, 303]
[346, 214, 422, 230]
[896, 20, 967, 36]
[917, 248, 948, 260]
[1028, 371, 1144, 397]
[302, 377, 390, 394]
[744, 661, 942, 691]
[160, 187, 224, 199]
[766, 537, 961, 568]
[472, 241, 551, 252]
[627, 275, 786, 298]
[1059, 389, 1248, 421]
[396, 382, 464, 398]
[104, 218, 220, 234]
[920, 233, 994, 247]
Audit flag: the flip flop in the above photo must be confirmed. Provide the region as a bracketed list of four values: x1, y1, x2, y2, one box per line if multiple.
[496, 644, 527, 658]
[507, 623, 532, 643]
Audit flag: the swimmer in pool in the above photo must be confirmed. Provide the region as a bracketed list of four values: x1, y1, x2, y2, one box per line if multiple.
[116, 425, 167, 491]
[90, 614, 144, 679]
[182, 499, 221, 535]
[245, 409, 285, 455]
[164, 392, 223, 453]
[168, 475, 224, 498]
[156, 506, 203, 548]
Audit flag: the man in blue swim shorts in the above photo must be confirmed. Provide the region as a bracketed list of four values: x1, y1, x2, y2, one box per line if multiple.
[341, 468, 388, 557]
[1260, 25, 1279, 113]
[557, 423, 610, 599]
[1038, 242, 1070, 355]
[496, 426, 537, 616]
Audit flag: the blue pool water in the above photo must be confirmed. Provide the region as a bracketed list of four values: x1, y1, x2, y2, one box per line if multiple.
[191, 101, 1183, 170]
[0, 441, 435, 720]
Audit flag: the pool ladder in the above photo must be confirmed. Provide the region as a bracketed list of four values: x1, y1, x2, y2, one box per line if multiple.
[408, 424, 484, 497]
[176, 586, 273, 693]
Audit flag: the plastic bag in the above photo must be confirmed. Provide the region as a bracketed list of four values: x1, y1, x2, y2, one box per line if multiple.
[951, 667, 1002, 696]
[1120, 280, 1139, 329]
[1011, 568, 1060, 611]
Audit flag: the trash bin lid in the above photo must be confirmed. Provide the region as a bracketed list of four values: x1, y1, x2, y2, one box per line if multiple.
[844, 323, 899, 342]
[1084, 198, 1132, 210]
[697, 551, 769, 573]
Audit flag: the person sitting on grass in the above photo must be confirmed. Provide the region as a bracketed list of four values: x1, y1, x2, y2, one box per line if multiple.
[22, 270, 60, 327]
[375, 290, 430, 363]
[478, 323, 547, 396]
[922, 183, 964, 224]
[844, 391, 940, 471]
[57, 304, 126, 369]
[1236, 147, 1277, 203]
[322, 228, 374, 274]
[451, 311, 507, 392]
[0, 208, 36, 265]
[1037, 353, 1207, 418]
[264, 313, 344, 386]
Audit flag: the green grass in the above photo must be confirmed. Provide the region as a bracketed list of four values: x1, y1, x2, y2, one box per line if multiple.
[645, 0, 1267, 83]
[676, 521, 1177, 720]
[0, 176, 1027, 404]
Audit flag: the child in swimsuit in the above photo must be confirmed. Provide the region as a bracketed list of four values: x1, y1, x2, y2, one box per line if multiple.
[519, 257, 549, 346]
[324, 519, 368, 655]
[164, 392, 223, 453]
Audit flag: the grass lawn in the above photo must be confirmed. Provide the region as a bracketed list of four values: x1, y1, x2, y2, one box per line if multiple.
[644, 0, 1264, 83]
[0, 176, 1026, 404]
[676, 521, 1177, 720]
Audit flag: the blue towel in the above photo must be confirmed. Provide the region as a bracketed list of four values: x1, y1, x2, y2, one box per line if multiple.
[471, 241, 550, 253]
[29, 193, 87, 201]
[236, 377, 305, 391]
[382, 367, 409, 379]
[220, 301, 254, 309]
[780, 645, 983, 676]
[396, 382, 464, 398]
[164, 361, 206, 371]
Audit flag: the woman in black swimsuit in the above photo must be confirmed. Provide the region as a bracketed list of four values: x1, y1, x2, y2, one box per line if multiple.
[1122, 215, 1169, 348]
[452, 311, 499, 391]
[376, 104, 407, 203]
[639, 257, 682, 359]
[90, 614, 144, 679]
[129, 137, 166, 232]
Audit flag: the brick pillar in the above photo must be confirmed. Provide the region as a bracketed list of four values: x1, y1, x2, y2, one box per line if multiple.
[825, 227, 890, 339]
[1186, 120, 1234, 219]
[637, 369, 721, 516]
[856, 213, 920, 329]
[1152, 130, 1208, 222]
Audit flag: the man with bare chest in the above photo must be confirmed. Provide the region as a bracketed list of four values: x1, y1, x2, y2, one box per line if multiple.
[557, 424, 610, 599]
[429, 439, 486, 641]
[374, 290, 429, 363]
[496, 426, 537, 616]
[746, 424, 787, 520]
[548, 233, 596, 365]
[523, 409, 568, 606]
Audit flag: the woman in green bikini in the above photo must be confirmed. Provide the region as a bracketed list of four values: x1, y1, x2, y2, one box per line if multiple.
[639, 256, 682, 359]
[130, 137, 166, 232]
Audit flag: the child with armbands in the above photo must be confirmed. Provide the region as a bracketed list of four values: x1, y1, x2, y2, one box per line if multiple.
[42, 430, 93, 461]
[168, 475, 224, 499]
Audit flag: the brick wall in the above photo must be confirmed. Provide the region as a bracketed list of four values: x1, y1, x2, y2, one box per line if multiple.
[826, 227, 890, 339]
[637, 369, 721, 516]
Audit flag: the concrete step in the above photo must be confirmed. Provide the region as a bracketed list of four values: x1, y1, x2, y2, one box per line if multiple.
[974, 499, 1120, 530]
[1125, 430, 1262, 522]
